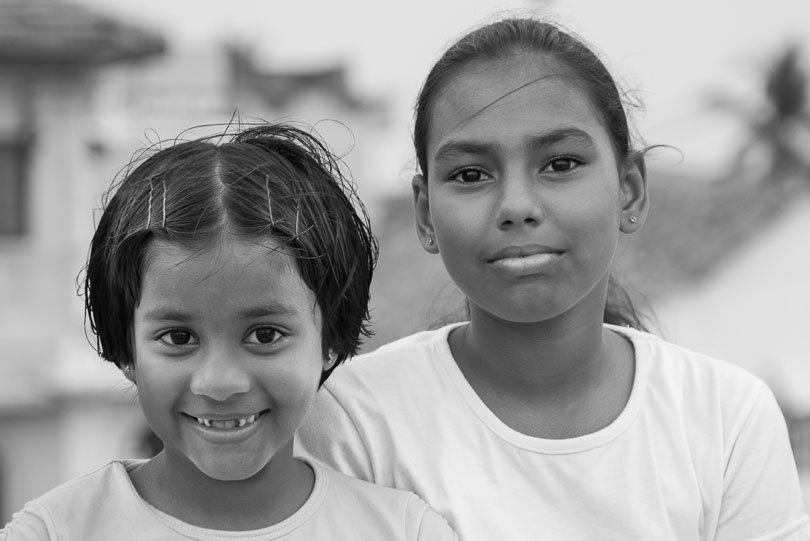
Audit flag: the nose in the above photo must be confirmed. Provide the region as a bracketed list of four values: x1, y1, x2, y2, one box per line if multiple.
[189, 345, 251, 401]
[496, 173, 544, 230]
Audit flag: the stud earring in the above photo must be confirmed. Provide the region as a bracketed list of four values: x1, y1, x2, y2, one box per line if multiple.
[629, 216, 638, 224]
[122, 364, 135, 383]
[425, 236, 434, 246]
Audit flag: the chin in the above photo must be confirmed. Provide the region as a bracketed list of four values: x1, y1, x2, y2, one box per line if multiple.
[193, 455, 271, 482]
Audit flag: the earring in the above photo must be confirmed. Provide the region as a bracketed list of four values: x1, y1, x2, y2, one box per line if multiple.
[628, 216, 638, 223]
[425, 236, 434, 246]
[122, 364, 135, 383]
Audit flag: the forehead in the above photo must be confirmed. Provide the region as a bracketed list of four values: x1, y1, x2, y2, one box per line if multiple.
[138, 237, 318, 320]
[427, 54, 609, 158]
[143, 236, 293, 278]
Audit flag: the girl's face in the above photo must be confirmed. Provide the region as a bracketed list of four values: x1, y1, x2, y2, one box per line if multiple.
[414, 54, 646, 324]
[131, 237, 329, 481]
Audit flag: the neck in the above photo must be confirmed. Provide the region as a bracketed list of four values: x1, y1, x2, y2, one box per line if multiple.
[450, 286, 636, 438]
[130, 440, 312, 531]
[456, 300, 608, 399]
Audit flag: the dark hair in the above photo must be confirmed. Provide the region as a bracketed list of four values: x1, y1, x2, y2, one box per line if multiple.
[413, 17, 647, 330]
[83, 123, 378, 383]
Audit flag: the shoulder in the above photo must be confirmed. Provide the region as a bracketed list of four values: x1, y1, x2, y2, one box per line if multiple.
[312, 462, 456, 540]
[297, 328, 464, 481]
[1, 461, 144, 540]
[344, 325, 457, 372]
[613, 326, 783, 445]
[319, 461, 419, 504]
[615, 325, 768, 401]
[25, 460, 138, 511]
[323, 324, 461, 398]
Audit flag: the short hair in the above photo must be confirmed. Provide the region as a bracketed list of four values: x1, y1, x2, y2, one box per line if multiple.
[83, 123, 378, 383]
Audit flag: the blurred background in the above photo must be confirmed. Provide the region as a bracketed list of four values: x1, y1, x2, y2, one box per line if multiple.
[1, 0, 809, 522]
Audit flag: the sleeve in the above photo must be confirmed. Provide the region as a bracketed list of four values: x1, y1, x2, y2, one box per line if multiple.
[716, 383, 810, 541]
[295, 385, 376, 483]
[0, 503, 53, 541]
[404, 494, 458, 541]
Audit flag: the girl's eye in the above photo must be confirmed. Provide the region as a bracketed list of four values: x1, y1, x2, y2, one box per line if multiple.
[542, 157, 581, 173]
[449, 168, 492, 184]
[158, 329, 197, 347]
[246, 327, 282, 345]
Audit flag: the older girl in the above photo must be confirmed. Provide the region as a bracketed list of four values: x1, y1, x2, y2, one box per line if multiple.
[297, 18, 810, 540]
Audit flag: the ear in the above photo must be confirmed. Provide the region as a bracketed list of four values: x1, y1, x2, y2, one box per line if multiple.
[412, 174, 439, 254]
[121, 364, 136, 384]
[619, 154, 649, 234]
[323, 349, 337, 372]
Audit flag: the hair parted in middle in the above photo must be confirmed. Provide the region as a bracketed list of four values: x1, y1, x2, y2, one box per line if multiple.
[83, 123, 378, 384]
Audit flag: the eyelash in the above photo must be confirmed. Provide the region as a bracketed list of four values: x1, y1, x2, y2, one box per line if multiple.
[541, 156, 583, 173]
[448, 156, 584, 184]
[157, 329, 198, 348]
[448, 167, 492, 184]
[244, 326, 284, 346]
[155, 326, 285, 349]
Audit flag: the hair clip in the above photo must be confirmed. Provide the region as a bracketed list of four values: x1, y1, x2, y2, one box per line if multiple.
[294, 201, 301, 238]
[265, 174, 274, 226]
[146, 178, 154, 229]
[161, 178, 167, 228]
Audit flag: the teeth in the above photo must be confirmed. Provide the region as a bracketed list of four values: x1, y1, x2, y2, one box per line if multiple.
[194, 413, 261, 429]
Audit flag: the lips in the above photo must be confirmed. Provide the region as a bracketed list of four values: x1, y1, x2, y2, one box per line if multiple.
[487, 245, 563, 276]
[487, 244, 561, 261]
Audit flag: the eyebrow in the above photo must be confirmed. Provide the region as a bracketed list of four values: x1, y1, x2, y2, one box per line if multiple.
[526, 128, 596, 152]
[432, 127, 596, 162]
[140, 303, 302, 322]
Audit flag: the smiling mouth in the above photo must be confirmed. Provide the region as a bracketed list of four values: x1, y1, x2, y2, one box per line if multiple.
[188, 411, 268, 430]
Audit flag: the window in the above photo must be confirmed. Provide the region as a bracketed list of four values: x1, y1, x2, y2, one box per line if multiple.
[0, 134, 31, 237]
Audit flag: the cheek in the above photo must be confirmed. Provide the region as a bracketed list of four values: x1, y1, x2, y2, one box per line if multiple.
[268, 348, 324, 405]
[133, 359, 179, 404]
[563, 179, 622, 230]
[552, 188, 621, 267]
[274, 367, 320, 402]
[430, 197, 484, 242]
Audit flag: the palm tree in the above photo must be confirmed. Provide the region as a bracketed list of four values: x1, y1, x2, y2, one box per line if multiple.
[711, 44, 810, 186]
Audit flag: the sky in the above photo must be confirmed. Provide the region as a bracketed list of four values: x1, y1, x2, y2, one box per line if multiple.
[78, 0, 810, 177]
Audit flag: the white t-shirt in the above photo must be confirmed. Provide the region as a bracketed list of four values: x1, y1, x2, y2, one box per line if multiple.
[296, 323, 810, 541]
[0, 459, 456, 541]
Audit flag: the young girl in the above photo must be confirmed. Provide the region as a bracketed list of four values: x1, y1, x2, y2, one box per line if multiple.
[1, 124, 456, 540]
[296, 18, 810, 540]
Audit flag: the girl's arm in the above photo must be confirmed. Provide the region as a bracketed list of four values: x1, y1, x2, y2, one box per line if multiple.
[407, 495, 459, 541]
[295, 385, 376, 483]
[717, 383, 810, 540]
